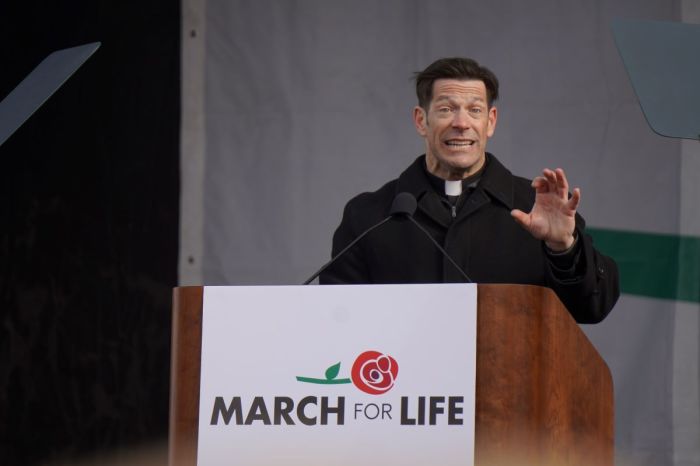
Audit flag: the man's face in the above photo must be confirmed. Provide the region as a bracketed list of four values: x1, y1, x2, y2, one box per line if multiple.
[413, 79, 497, 180]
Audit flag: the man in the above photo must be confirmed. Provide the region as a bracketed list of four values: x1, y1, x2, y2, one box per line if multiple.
[320, 57, 619, 323]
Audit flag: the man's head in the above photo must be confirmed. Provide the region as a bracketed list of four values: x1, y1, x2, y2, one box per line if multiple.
[413, 58, 499, 180]
[415, 57, 499, 111]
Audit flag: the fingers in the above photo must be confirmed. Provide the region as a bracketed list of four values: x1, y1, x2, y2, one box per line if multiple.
[534, 169, 558, 194]
[568, 187, 581, 211]
[543, 169, 557, 191]
[531, 176, 550, 194]
[555, 168, 570, 196]
[538, 167, 576, 199]
[540, 168, 567, 197]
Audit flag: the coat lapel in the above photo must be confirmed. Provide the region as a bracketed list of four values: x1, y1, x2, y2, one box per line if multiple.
[453, 154, 516, 223]
[395, 156, 452, 228]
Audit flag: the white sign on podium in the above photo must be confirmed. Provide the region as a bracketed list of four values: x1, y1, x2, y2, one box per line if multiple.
[197, 284, 477, 466]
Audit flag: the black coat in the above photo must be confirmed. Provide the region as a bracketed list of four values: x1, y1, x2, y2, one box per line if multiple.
[319, 154, 619, 323]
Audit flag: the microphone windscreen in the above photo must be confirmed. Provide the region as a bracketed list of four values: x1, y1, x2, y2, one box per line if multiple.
[390, 192, 417, 216]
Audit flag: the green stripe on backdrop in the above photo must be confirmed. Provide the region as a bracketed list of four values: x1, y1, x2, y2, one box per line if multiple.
[588, 228, 700, 302]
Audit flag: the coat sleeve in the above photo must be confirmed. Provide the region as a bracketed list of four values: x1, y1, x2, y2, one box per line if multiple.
[544, 214, 620, 324]
[319, 198, 372, 284]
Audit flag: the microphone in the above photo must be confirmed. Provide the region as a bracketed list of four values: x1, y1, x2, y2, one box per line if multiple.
[389, 191, 417, 216]
[302, 193, 409, 285]
[391, 192, 473, 283]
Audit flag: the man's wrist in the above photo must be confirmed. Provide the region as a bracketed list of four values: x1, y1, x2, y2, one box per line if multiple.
[545, 233, 577, 254]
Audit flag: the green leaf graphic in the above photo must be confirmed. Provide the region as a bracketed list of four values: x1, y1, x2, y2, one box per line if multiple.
[325, 362, 341, 380]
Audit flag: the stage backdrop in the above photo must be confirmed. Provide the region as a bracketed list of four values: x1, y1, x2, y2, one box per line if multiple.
[180, 1, 700, 465]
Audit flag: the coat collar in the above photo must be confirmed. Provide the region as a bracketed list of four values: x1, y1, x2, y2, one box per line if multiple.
[476, 154, 515, 210]
[394, 153, 516, 225]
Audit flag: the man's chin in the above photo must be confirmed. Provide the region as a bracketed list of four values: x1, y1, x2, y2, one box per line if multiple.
[442, 154, 485, 173]
[426, 151, 486, 179]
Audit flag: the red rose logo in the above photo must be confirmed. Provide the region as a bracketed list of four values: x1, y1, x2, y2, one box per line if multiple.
[351, 350, 399, 395]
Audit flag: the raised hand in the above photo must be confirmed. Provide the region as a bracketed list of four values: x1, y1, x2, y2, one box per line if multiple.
[511, 168, 580, 252]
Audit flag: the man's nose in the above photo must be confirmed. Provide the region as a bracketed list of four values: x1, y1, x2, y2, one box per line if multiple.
[451, 110, 471, 130]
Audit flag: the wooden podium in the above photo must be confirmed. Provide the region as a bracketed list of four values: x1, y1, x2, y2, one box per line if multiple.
[169, 284, 613, 466]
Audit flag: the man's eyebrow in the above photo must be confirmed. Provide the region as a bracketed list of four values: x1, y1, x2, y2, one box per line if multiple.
[433, 95, 486, 104]
[433, 95, 454, 103]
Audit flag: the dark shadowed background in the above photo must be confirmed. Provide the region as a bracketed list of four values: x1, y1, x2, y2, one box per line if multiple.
[0, 2, 179, 464]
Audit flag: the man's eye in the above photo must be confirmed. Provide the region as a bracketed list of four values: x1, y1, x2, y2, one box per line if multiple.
[470, 107, 483, 114]
[437, 107, 452, 113]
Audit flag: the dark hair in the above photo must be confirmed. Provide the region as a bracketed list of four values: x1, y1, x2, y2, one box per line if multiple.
[414, 57, 499, 110]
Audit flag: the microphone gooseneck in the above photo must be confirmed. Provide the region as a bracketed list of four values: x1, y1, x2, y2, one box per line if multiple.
[302, 192, 413, 284]
[303, 191, 472, 284]
[302, 215, 392, 285]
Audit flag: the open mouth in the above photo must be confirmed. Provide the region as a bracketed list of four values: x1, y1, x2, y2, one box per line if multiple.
[444, 139, 475, 148]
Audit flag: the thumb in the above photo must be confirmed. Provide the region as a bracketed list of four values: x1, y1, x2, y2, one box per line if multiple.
[510, 209, 530, 229]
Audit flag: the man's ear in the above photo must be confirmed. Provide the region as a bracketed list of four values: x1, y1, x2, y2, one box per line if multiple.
[487, 105, 498, 137]
[413, 106, 428, 137]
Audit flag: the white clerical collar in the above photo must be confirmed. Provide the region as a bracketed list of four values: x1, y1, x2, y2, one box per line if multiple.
[445, 180, 462, 196]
